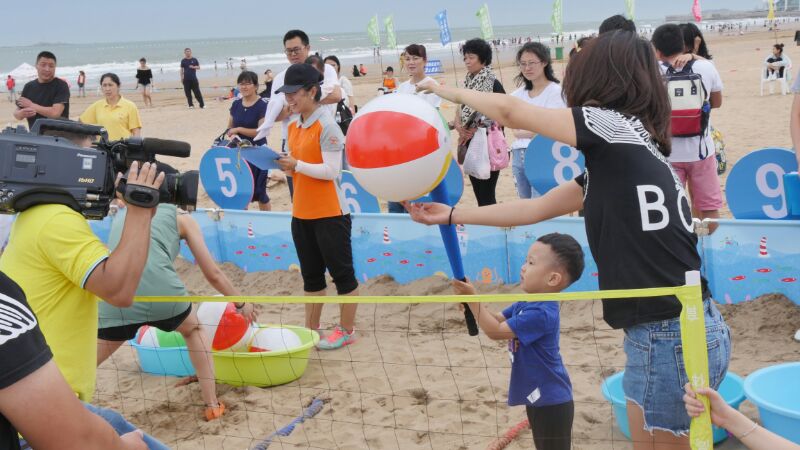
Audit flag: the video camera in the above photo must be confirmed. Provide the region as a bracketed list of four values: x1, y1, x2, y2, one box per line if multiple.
[0, 119, 198, 220]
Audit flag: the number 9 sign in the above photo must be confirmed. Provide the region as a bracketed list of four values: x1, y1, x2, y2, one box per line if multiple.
[726, 147, 799, 220]
[524, 135, 585, 195]
[199, 147, 254, 210]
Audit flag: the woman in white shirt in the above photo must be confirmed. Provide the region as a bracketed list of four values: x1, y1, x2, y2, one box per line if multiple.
[389, 44, 442, 213]
[324, 55, 356, 114]
[396, 44, 442, 109]
[509, 42, 565, 199]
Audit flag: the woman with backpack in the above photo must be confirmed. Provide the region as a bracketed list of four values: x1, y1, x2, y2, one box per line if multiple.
[509, 42, 565, 199]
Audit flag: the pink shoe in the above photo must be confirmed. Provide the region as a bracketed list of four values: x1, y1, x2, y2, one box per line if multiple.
[317, 325, 355, 350]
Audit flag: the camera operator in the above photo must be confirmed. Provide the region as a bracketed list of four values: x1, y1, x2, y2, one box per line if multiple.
[0, 130, 169, 448]
[0, 271, 150, 450]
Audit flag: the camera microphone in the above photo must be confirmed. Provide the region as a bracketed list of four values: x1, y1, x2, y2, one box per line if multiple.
[140, 138, 191, 158]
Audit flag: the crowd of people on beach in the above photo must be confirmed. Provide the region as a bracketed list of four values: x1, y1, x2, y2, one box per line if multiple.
[2, 12, 800, 450]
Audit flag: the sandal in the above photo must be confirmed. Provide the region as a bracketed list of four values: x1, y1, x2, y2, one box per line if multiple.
[204, 401, 226, 421]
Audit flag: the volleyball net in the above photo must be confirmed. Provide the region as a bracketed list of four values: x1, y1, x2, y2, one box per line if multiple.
[93, 271, 715, 450]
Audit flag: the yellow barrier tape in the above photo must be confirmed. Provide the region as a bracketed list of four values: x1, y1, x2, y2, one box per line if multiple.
[133, 279, 712, 449]
[134, 285, 696, 304]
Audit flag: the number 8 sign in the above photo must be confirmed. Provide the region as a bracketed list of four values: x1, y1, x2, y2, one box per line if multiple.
[199, 147, 255, 210]
[725, 147, 799, 220]
[524, 135, 585, 195]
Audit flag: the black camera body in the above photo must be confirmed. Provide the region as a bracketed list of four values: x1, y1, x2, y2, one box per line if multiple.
[0, 119, 198, 220]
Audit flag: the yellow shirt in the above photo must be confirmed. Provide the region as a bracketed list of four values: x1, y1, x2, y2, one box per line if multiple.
[79, 96, 142, 141]
[0, 205, 109, 401]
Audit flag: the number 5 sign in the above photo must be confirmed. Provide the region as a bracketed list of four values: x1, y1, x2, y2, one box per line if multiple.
[726, 147, 799, 220]
[199, 147, 255, 210]
[524, 135, 585, 195]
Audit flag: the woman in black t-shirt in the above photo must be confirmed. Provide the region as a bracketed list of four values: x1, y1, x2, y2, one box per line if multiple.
[135, 57, 153, 107]
[408, 31, 730, 448]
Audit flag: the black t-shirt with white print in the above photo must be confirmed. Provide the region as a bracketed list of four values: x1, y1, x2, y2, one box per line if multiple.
[572, 107, 704, 329]
[0, 271, 53, 450]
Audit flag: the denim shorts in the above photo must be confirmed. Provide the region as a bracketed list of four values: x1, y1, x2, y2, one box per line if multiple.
[623, 299, 731, 435]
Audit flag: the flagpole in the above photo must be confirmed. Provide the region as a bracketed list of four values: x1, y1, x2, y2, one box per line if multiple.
[493, 43, 504, 85]
[449, 44, 460, 88]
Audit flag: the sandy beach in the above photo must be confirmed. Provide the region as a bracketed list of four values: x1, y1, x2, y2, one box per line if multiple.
[2, 29, 800, 449]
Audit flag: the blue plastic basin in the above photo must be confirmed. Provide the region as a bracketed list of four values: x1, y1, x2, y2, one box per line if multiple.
[744, 362, 800, 444]
[601, 371, 745, 443]
[130, 341, 196, 377]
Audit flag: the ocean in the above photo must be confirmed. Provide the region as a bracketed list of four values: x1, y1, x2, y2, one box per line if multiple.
[2, 16, 778, 89]
[0, 21, 636, 86]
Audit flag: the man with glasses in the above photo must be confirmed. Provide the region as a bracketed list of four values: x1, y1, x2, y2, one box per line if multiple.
[254, 30, 341, 184]
[180, 48, 205, 109]
[13, 51, 69, 129]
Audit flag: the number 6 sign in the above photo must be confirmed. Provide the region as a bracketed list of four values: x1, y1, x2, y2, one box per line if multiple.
[199, 147, 255, 210]
[524, 135, 585, 195]
[726, 147, 799, 220]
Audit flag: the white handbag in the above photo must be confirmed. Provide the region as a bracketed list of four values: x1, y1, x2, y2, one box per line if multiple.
[462, 128, 491, 180]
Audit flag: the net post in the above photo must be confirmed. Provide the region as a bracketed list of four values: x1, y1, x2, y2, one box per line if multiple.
[681, 270, 713, 450]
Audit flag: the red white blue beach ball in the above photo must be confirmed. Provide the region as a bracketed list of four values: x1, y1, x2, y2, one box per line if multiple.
[346, 93, 452, 202]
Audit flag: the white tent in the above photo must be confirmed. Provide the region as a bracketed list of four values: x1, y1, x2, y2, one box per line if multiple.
[8, 63, 37, 80]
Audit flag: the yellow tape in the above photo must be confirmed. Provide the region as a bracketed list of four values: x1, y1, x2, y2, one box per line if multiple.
[134, 285, 696, 304]
[134, 282, 712, 449]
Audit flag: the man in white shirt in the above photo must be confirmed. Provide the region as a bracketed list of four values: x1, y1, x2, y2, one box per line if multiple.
[653, 24, 723, 232]
[254, 30, 340, 151]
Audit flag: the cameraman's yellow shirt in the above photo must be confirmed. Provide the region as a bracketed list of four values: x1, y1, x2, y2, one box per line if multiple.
[79, 96, 142, 141]
[0, 204, 108, 401]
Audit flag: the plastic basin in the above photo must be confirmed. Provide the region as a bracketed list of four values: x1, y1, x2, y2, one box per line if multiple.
[744, 362, 800, 444]
[601, 371, 745, 443]
[130, 341, 196, 377]
[212, 325, 319, 387]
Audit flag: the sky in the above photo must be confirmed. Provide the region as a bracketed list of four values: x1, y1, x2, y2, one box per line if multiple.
[0, 0, 766, 46]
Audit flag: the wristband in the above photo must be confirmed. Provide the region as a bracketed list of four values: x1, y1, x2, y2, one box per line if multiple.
[448, 207, 456, 226]
[234, 302, 245, 311]
[737, 422, 758, 440]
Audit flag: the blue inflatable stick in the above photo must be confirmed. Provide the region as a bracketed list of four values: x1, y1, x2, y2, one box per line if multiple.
[429, 176, 479, 336]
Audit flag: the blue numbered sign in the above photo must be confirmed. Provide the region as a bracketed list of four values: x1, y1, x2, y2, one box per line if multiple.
[726, 148, 799, 220]
[524, 135, 585, 195]
[340, 171, 381, 213]
[412, 160, 464, 206]
[199, 147, 254, 210]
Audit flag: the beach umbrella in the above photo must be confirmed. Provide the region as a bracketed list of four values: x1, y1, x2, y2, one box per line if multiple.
[9, 63, 37, 80]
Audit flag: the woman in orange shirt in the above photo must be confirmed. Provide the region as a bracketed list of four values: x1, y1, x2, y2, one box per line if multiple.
[276, 64, 359, 350]
[378, 66, 398, 94]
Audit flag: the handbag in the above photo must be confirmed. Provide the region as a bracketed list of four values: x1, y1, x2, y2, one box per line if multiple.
[487, 122, 509, 171]
[462, 127, 491, 180]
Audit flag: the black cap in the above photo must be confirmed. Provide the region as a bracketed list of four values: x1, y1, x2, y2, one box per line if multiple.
[275, 63, 323, 94]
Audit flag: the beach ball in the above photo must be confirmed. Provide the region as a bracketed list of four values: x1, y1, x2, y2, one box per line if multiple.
[346, 93, 452, 202]
[197, 302, 255, 351]
[134, 325, 186, 348]
[248, 327, 302, 353]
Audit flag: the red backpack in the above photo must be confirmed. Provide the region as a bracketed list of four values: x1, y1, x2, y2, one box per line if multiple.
[665, 60, 710, 138]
